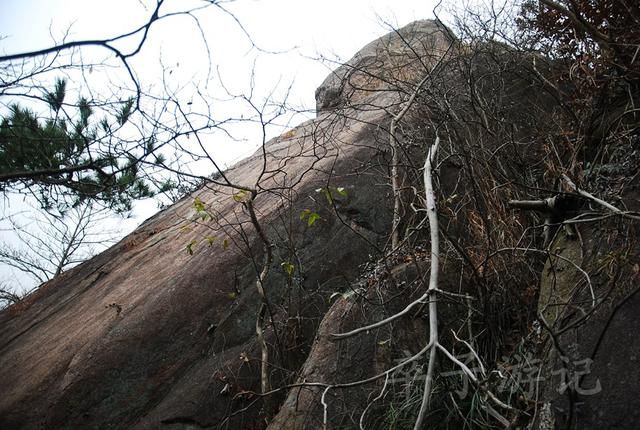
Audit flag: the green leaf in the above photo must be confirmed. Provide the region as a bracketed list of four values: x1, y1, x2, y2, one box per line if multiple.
[316, 186, 348, 203]
[206, 235, 217, 245]
[222, 238, 229, 250]
[193, 196, 206, 212]
[307, 212, 320, 226]
[316, 187, 333, 204]
[300, 209, 320, 226]
[232, 190, 247, 202]
[281, 262, 295, 276]
[185, 239, 198, 255]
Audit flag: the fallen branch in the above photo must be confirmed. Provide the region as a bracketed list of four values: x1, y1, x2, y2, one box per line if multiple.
[507, 197, 558, 212]
[561, 174, 628, 215]
[508, 193, 581, 245]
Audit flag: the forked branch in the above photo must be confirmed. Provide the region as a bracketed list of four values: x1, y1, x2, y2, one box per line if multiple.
[413, 136, 440, 429]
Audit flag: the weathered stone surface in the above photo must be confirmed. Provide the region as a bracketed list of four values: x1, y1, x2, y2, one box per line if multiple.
[0, 113, 387, 429]
[315, 20, 453, 113]
[0, 20, 454, 430]
[536, 215, 640, 430]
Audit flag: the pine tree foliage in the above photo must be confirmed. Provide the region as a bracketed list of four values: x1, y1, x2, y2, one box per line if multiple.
[0, 78, 159, 212]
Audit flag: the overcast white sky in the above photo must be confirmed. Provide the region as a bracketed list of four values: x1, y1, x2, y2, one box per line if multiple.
[1, 0, 433, 101]
[0, 0, 437, 294]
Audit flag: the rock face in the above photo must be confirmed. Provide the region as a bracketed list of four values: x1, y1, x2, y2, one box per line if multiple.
[536, 224, 640, 429]
[315, 20, 451, 112]
[2, 19, 639, 430]
[0, 20, 452, 430]
[0, 107, 388, 429]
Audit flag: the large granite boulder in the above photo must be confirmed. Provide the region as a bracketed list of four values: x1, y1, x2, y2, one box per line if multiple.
[315, 20, 452, 112]
[0, 20, 452, 430]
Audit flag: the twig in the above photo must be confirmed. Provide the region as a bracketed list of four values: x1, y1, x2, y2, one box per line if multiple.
[487, 247, 596, 308]
[359, 374, 390, 429]
[389, 42, 453, 250]
[561, 174, 625, 215]
[322, 386, 332, 430]
[451, 330, 486, 377]
[390, 73, 433, 249]
[331, 291, 430, 339]
[559, 175, 640, 225]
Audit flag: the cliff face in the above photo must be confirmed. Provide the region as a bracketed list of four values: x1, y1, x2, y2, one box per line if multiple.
[1, 19, 639, 430]
[0, 20, 451, 430]
[0, 96, 388, 429]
